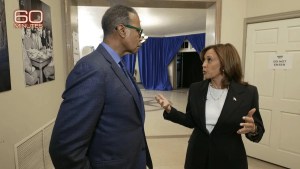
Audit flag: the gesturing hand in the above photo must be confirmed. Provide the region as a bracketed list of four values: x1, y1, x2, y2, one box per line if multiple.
[154, 94, 172, 113]
[237, 108, 257, 134]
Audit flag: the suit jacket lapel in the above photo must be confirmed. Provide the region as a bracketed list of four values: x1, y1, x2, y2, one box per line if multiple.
[97, 45, 145, 122]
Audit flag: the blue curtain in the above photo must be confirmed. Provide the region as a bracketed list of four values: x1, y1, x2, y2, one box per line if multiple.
[138, 36, 185, 90]
[138, 37, 164, 90]
[186, 33, 206, 53]
[122, 53, 136, 75]
[121, 33, 206, 91]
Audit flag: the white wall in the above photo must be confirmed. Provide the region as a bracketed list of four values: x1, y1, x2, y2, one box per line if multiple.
[246, 0, 300, 17]
[220, 0, 247, 55]
[220, 0, 300, 58]
[0, 1, 66, 169]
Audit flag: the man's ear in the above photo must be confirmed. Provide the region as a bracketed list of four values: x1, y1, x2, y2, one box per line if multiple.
[115, 25, 126, 38]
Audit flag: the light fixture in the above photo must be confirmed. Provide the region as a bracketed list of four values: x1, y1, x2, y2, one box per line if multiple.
[141, 33, 148, 43]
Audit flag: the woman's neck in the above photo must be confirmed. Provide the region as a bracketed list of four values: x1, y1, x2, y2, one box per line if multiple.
[210, 79, 222, 89]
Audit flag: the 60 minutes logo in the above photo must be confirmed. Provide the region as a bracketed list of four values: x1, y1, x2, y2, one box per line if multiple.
[14, 10, 43, 29]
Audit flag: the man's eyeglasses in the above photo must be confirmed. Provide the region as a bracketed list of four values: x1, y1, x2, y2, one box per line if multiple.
[124, 24, 143, 37]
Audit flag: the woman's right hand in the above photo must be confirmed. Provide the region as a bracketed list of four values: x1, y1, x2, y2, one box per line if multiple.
[155, 94, 172, 113]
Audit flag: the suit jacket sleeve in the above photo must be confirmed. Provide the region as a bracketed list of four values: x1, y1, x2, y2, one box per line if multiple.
[49, 61, 105, 169]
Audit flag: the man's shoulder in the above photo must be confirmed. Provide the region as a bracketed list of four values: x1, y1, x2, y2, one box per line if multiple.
[71, 51, 107, 75]
[77, 48, 106, 64]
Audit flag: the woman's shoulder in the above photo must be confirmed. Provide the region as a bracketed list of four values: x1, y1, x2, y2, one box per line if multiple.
[189, 80, 209, 90]
[246, 84, 258, 93]
[231, 81, 258, 93]
[241, 82, 257, 90]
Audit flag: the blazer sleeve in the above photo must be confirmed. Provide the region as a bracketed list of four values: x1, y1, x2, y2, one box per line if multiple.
[49, 61, 105, 169]
[163, 87, 196, 128]
[245, 86, 265, 142]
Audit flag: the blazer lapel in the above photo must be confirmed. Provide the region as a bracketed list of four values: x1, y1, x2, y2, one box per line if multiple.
[97, 45, 145, 122]
[213, 82, 245, 130]
[197, 81, 210, 133]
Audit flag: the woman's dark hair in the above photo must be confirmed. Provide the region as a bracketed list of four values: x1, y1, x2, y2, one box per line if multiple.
[200, 43, 248, 88]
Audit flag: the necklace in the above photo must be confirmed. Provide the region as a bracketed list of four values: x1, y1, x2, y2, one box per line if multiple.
[210, 82, 221, 89]
[209, 85, 226, 101]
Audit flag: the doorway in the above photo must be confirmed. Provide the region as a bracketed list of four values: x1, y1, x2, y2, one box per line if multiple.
[176, 52, 203, 88]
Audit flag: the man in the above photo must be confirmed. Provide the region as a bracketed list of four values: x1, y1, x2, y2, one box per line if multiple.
[23, 27, 34, 50]
[43, 57, 54, 81]
[49, 5, 152, 169]
[22, 44, 39, 85]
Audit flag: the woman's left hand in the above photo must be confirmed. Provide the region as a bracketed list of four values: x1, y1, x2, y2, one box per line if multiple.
[237, 108, 257, 134]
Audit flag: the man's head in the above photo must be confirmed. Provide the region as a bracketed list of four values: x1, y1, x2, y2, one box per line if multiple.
[102, 5, 143, 55]
[25, 28, 32, 37]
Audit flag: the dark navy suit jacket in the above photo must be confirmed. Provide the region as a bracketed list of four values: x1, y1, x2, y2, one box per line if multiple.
[49, 44, 152, 169]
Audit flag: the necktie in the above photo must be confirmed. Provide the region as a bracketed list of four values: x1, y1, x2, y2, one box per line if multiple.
[119, 60, 142, 99]
[119, 61, 145, 123]
[119, 61, 132, 81]
[119, 60, 138, 91]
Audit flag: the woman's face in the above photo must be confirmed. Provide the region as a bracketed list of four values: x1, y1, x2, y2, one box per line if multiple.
[202, 48, 223, 81]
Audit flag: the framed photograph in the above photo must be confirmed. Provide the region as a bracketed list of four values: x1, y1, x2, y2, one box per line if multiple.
[19, 0, 55, 86]
[0, 0, 11, 92]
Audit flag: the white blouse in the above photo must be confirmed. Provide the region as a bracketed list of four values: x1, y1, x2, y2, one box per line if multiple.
[205, 85, 228, 133]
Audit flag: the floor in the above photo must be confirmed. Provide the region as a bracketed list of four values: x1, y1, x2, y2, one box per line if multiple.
[141, 88, 287, 169]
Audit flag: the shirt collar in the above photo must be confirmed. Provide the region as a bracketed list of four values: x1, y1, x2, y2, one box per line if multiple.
[101, 42, 122, 64]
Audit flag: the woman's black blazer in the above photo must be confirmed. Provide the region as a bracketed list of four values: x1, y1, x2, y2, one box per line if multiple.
[164, 80, 264, 169]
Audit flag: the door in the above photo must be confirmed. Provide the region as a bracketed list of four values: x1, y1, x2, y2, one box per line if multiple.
[244, 18, 300, 169]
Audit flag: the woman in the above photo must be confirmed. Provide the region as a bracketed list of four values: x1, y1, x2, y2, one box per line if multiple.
[155, 43, 264, 169]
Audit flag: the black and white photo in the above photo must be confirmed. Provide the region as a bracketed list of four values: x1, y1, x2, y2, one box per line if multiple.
[20, 0, 55, 86]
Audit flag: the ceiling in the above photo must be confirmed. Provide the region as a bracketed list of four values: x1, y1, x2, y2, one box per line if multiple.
[78, 6, 207, 37]
[77, 1, 212, 51]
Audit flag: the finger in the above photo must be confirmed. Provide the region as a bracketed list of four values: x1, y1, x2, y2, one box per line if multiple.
[247, 108, 256, 117]
[160, 100, 166, 106]
[158, 94, 168, 101]
[156, 97, 168, 107]
[239, 121, 256, 134]
[155, 94, 164, 102]
[242, 116, 254, 123]
[155, 97, 163, 106]
[155, 94, 162, 100]
[158, 94, 170, 103]
[237, 127, 246, 134]
[237, 126, 253, 134]
[240, 122, 254, 129]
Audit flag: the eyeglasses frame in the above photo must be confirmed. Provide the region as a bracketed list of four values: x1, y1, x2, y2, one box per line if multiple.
[124, 24, 143, 37]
